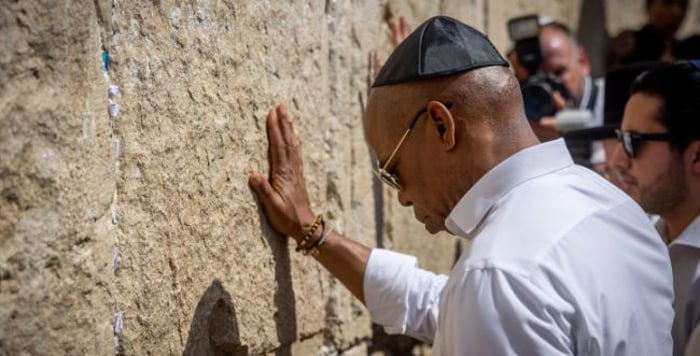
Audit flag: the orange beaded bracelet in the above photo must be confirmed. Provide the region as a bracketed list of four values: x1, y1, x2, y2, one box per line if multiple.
[295, 214, 323, 253]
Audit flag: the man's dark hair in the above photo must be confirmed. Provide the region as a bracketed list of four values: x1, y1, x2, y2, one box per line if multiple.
[630, 60, 700, 151]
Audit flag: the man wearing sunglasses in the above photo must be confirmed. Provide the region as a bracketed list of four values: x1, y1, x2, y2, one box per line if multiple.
[608, 60, 700, 356]
[250, 16, 674, 355]
[564, 62, 662, 185]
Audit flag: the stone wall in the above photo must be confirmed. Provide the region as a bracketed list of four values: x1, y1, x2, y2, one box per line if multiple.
[1, 0, 698, 355]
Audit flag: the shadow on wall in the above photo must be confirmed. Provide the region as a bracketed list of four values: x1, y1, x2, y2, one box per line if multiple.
[183, 279, 249, 356]
[368, 324, 422, 355]
[242, 183, 299, 355]
[263, 219, 298, 355]
[253, 202, 298, 355]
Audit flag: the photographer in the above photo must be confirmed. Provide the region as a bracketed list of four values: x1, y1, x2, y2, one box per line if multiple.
[511, 18, 604, 166]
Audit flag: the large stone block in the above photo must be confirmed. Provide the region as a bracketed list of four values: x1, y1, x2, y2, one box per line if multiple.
[3, 0, 697, 354]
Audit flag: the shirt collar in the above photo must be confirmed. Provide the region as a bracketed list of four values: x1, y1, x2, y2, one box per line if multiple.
[669, 215, 700, 249]
[444, 138, 574, 238]
[578, 75, 592, 110]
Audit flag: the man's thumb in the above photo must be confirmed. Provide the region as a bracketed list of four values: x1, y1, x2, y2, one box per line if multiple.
[249, 174, 272, 199]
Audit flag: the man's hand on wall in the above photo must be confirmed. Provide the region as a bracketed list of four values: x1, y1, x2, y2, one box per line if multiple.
[372, 16, 412, 80]
[249, 104, 315, 242]
[389, 15, 411, 48]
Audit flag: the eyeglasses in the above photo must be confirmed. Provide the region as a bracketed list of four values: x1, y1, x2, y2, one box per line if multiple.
[373, 102, 452, 190]
[615, 129, 677, 159]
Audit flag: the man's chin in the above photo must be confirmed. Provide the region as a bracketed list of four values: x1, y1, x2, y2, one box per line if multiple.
[424, 221, 445, 235]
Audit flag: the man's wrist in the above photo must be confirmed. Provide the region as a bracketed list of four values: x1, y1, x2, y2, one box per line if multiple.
[293, 211, 317, 242]
[295, 214, 323, 253]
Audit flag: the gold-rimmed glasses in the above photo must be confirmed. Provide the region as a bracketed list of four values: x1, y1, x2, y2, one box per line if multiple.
[373, 102, 452, 190]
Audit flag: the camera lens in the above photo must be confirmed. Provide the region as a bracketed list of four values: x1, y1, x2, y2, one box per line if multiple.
[522, 82, 556, 120]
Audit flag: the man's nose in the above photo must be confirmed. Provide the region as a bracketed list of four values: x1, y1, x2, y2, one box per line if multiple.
[609, 141, 631, 170]
[397, 190, 413, 207]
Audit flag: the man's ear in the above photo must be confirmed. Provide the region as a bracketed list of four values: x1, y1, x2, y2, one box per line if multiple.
[686, 140, 700, 175]
[578, 47, 591, 75]
[426, 101, 456, 150]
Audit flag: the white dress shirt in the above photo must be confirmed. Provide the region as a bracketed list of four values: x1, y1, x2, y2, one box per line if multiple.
[363, 139, 674, 355]
[666, 216, 700, 356]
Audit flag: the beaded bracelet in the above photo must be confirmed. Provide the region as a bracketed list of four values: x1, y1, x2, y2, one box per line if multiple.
[295, 214, 323, 253]
[304, 220, 327, 256]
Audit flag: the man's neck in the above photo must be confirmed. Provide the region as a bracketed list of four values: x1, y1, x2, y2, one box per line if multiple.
[661, 202, 700, 243]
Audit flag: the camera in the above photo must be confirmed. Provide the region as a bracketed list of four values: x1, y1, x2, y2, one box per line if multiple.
[508, 15, 570, 120]
[520, 72, 570, 120]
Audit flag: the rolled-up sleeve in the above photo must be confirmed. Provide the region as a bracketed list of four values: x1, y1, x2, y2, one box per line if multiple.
[363, 248, 448, 343]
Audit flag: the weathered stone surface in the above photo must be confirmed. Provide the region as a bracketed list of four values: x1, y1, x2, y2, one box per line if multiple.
[2, 0, 698, 355]
[606, 0, 650, 35]
[0, 0, 115, 354]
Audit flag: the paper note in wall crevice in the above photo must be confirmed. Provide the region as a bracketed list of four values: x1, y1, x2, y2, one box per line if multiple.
[108, 99, 120, 119]
[108, 85, 120, 99]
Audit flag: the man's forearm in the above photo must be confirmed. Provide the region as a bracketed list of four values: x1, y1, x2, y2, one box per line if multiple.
[312, 231, 372, 304]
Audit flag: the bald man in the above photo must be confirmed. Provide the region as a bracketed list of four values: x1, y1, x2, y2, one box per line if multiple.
[537, 22, 605, 166]
[539, 23, 598, 111]
[249, 17, 673, 355]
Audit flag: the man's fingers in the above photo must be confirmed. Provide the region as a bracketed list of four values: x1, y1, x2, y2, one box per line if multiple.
[249, 173, 275, 205]
[552, 91, 566, 111]
[539, 117, 558, 129]
[399, 16, 411, 38]
[389, 18, 401, 47]
[267, 107, 286, 171]
[389, 20, 401, 48]
[390, 16, 411, 48]
[277, 104, 299, 152]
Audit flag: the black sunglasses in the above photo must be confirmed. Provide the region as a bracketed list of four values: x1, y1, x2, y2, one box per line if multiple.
[615, 129, 677, 158]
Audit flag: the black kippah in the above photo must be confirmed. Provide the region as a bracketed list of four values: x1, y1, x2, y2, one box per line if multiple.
[373, 16, 509, 88]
